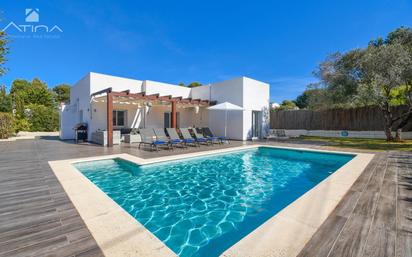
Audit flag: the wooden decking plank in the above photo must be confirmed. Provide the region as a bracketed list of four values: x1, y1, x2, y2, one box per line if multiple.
[296, 215, 347, 257]
[0, 220, 63, 243]
[333, 190, 362, 218]
[0, 235, 68, 257]
[326, 213, 374, 257]
[0, 218, 85, 253]
[361, 195, 396, 257]
[396, 230, 412, 257]
[44, 236, 104, 257]
[396, 152, 412, 257]
[350, 155, 380, 192]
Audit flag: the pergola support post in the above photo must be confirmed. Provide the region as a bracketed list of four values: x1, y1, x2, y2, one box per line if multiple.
[171, 100, 177, 128]
[107, 92, 113, 147]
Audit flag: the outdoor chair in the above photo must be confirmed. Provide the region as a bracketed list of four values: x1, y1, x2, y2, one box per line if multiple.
[195, 128, 220, 144]
[191, 128, 213, 145]
[138, 128, 170, 151]
[166, 128, 195, 147]
[266, 129, 290, 141]
[179, 128, 205, 146]
[203, 127, 226, 144]
[154, 128, 185, 149]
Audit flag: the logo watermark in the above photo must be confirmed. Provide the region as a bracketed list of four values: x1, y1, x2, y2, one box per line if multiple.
[1, 8, 63, 39]
[25, 8, 39, 22]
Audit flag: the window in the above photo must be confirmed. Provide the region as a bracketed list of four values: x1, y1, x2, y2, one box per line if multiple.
[113, 110, 126, 127]
[164, 112, 180, 128]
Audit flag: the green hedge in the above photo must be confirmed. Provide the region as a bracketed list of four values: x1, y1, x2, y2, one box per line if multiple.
[26, 104, 59, 132]
[0, 112, 14, 139]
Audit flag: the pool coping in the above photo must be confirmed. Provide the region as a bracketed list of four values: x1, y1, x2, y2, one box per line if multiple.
[48, 145, 374, 257]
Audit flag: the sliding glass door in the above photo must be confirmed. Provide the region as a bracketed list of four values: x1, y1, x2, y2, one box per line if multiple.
[251, 111, 262, 138]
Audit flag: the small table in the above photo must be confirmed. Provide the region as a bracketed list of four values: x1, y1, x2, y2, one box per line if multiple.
[123, 134, 141, 143]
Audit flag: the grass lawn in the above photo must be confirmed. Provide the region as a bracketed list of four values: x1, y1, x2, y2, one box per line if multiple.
[300, 136, 412, 151]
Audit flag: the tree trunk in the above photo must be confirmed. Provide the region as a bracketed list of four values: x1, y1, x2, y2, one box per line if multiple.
[382, 107, 394, 141]
[395, 128, 402, 142]
[394, 112, 412, 142]
[384, 125, 394, 141]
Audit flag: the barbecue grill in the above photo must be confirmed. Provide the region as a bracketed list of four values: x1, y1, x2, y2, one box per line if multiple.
[74, 123, 88, 143]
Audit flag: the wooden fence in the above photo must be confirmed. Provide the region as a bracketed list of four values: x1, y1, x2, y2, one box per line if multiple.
[270, 105, 412, 131]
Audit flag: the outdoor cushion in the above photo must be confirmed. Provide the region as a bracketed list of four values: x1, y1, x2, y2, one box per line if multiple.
[153, 140, 167, 145]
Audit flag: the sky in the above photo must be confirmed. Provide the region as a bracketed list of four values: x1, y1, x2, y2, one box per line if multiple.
[0, 0, 411, 103]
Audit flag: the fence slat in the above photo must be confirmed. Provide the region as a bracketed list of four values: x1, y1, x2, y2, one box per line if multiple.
[270, 105, 412, 131]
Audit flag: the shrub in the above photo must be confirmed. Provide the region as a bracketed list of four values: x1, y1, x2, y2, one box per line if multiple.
[0, 112, 14, 139]
[14, 116, 31, 133]
[26, 104, 59, 132]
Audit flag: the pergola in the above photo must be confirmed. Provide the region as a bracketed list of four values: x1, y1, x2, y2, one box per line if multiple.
[90, 87, 213, 146]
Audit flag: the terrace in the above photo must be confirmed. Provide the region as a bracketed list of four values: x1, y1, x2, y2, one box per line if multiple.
[89, 87, 212, 147]
[0, 137, 410, 256]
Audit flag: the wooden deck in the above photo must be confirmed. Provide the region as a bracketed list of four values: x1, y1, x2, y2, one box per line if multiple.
[0, 137, 410, 257]
[297, 151, 412, 257]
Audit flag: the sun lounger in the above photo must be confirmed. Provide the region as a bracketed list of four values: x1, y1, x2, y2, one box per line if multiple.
[138, 128, 170, 151]
[166, 128, 194, 147]
[203, 127, 225, 144]
[266, 129, 290, 140]
[191, 128, 212, 145]
[179, 128, 205, 146]
[154, 128, 185, 149]
[195, 128, 220, 144]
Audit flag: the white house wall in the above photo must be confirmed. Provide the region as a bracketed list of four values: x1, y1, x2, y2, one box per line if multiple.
[90, 72, 143, 94]
[144, 105, 208, 128]
[190, 85, 211, 100]
[60, 72, 270, 142]
[242, 77, 270, 139]
[210, 77, 244, 106]
[60, 74, 91, 140]
[144, 80, 191, 98]
[59, 105, 78, 140]
[206, 77, 270, 140]
[207, 77, 245, 140]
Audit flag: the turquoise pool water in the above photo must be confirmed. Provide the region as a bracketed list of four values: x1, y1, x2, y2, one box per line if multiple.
[74, 147, 353, 257]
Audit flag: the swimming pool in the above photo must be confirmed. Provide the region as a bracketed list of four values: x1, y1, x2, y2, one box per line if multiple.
[74, 147, 354, 257]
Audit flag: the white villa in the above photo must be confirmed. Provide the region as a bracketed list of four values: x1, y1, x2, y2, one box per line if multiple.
[60, 72, 270, 145]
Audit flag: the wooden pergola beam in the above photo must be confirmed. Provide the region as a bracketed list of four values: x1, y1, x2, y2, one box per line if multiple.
[180, 98, 191, 104]
[171, 100, 177, 128]
[107, 92, 113, 147]
[91, 87, 112, 97]
[146, 93, 160, 99]
[158, 95, 172, 101]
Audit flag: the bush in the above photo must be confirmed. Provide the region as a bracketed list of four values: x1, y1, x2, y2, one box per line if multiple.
[14, 116, 31, 133]
[26, 104, 59, 132]
[0, 112, 14, 139]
